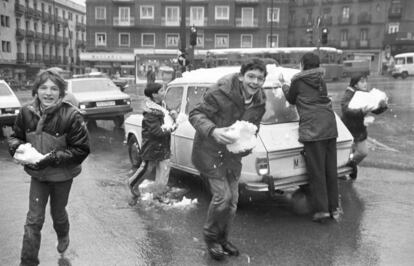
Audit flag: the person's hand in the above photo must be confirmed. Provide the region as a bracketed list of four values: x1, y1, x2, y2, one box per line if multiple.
[169, 110, 178, 121]
[211, 128, 237, 145]
[278, 73, 290, 86]
[35, 152, 57, 169]
[362, 105, 373, 114]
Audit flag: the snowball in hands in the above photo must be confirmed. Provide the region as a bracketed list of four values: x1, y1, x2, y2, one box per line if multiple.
[225, 121, 258, 153]
[348, 88, 388, 111]
[14, 143, 47, 165]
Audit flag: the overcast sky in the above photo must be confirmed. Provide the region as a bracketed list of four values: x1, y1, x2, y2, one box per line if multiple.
[72, 0, 85, 6]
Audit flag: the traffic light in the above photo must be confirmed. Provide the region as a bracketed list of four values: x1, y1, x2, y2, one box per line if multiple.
[306, 28, 313, 45]
[178, 53, 189, 67]
[321, 28, 328, 45]
[190, 26, 197, 46]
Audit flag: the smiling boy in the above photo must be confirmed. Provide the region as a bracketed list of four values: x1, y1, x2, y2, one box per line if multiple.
[189, 58, 267, 260]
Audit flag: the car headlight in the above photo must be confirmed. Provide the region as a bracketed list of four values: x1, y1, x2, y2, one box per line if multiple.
[80, 104, 86, 109]
[15, 109, 20, 114]
[255, 157, 269, 176]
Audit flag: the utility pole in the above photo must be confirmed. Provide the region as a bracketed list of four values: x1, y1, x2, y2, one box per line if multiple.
[270, 0, 274, 47]
[179, 0, 186, 72]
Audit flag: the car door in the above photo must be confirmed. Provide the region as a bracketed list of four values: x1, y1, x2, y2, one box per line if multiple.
[407, 56, 414, 75]
[173, 85, 210, 174]
[164, 85, 184, 164]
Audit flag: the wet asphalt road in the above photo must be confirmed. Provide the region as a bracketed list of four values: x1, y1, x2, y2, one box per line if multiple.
[1, 77, 414, 265]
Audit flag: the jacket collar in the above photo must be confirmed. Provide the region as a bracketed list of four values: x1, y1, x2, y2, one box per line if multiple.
[26, 97, 63, 118]
[291, 67, 325, 83]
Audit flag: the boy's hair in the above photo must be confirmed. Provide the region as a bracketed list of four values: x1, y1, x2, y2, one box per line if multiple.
[32, 68, 66, 97]
[144, 82, 163, 98]
[240, 58, 267, 77]
[300, 53, 320, 70]
[349, 73, 368, 88]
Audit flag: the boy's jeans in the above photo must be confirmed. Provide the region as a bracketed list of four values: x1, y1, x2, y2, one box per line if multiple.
[20, 178, 73, 266]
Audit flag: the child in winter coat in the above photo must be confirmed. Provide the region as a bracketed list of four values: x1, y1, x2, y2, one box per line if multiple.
[341, 74, 388, 180]
[128, 83, 177, 204]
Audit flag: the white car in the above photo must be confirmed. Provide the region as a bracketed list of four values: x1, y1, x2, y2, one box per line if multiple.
[0, 80, 21, 127]
[66, 77, 132, 127]
[124, 65, 354, 198]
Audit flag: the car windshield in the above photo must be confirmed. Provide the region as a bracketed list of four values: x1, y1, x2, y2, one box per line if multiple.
[0, 83, 12, 96]
[261, 87, 299, 124]
[396, 58, 405, 65]
[70, 79, 118, 93]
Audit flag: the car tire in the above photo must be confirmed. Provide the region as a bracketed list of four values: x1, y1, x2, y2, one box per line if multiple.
[128, 135, 142, 169]
[401, 72, 408, 79]
[86, 119, 98, 131]
[290, 186, 312, 215]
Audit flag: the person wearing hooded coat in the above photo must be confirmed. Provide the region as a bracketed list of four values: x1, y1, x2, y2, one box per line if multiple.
[189, 58, 267, 260]
[340, 74, 388, 180]
[8, 69, 90, 265]
[280, 53, 339, 223]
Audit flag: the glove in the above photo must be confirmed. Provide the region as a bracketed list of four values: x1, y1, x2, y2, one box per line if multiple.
[35, 151, 58, 170]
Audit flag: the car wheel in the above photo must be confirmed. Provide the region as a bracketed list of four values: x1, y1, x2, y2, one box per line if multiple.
[128, 135, 142, 169]
[401, 72, 408, 79]
[114, 115, 125, 128]
[86, 119, 98, 131]
[290, 187, 311, 215]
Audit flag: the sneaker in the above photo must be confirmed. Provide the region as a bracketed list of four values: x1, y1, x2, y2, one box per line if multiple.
[57, 235, 70, 254]
[206, 242, 225, 261]
[221, 241, 239, 256]
[127, 179, 140, 197]
[349, 164, 358, 180]
[312, 212, 331, 223]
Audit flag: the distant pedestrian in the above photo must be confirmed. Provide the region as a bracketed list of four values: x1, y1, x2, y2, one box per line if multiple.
[127, 82, 177, 204]
[280, 52, 339, 223]
[8, 69, 90, 265]
[189, 58, 267, 260]
[340, 74, 388, 179]
[146, 66, 156, 84]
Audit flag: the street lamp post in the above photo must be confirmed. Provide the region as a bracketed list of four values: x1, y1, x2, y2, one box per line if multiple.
[270, 0, 274, 47]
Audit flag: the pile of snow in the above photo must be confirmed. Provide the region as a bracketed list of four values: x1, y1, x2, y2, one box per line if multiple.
[225, 120, 258, 153]
[348, 88, 388, 111]
[14, 143, 47, 165]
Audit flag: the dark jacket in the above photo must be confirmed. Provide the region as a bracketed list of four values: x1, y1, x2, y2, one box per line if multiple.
[140, 100, 172, 161]
[146, 70, 156, 84]
[282, 68, 338, 142]
[189, 73, 266, 179]
[8, 99, 90, 182]
[340, 86, 388, 141]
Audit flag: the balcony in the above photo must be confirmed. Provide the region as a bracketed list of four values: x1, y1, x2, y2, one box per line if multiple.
[25, 8, 35, 19]
[16, 28, 26, 40]
[34, 32, 42, 41]
[76, 40, 86, 49]
[75, 22, 86, 31]
[15, 3, 25, 16]
[43, 54, 49, 61]
[340, 40, 348, 48]
[112, 0, 134, 3]
[63, 57, 69, 64]
[388, 8, 402, 19]
[34, 10, 42, 20]
[62, 37, 69, 46]
[161, 18, 180, 27]
[35, 54, 42, 62]
[359, 40, 369, 48]
[235, 0, 259, 4]
[42, 12, 50, 22]
[235, 18, 259, 28]
[338, 14, 353, 25]
[113, 17, 135, 27]
[43, 33, 50, 41]
[27, 53, 34, 63]
[16, 53, 25, 64]
[26, 30, 35, 41]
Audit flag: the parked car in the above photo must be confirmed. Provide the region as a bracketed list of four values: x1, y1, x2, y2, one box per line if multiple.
[67, 77, 132, 128]
[392, 52, 414, 79]
[0, 79, 21, 127]
[342, 59, 370, 78]
[124, 65, 353, 200]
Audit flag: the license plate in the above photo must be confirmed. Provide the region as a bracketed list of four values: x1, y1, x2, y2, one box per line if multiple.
[96, 101, 115, 107]
[293, 154, 306, 169]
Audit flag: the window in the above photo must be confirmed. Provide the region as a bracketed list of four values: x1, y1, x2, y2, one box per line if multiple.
[241, 8, 254, 26]
[185, 86, 209, 114]
[1, 15, 10, 27]
[267, 8, 280, 22]
[96, 32, 106, 46]
[360, 29, 368, 40]
[215, 6, 229, 20]
[407, 57, 413, 64]
[69, 12, 72, 21]
[119, 33, 130, 47]
[142, 33, 155, 47]
[1, 41, 11, 53]
[95, 7, 106, 20]
[341, 30, 348, 41]
[166, 33, 179, 47]
[241, 34, 253, 48]
[165, 86, 184, 113]
[390, 0, 402, 14]
[388, 23, 399, 33]
[267, 34, 278, 48]
[190, 6, 204, 26]
[196, 33, 204, 47]
[165, 6, 179, 26]
[215, 34, 229, 48]
[62, 10, 65, 19]
[342, 7, 350, 19]
[119, 7, 130, 24]
[140, 5, 154, 19]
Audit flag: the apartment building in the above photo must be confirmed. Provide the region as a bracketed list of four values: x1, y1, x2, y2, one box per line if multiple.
[83, 0, 289, 75]
[0, 0, 86, 83]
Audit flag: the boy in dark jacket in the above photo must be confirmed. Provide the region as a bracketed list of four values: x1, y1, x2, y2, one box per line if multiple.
[280, 53, 339, 223]
[8, 69, 90, 265]
[189, 58, 267, 260]
[128, 83, 177, 204]
[341, 74, 388, 179]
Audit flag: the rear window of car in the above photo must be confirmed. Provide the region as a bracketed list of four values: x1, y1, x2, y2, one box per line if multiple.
[70, 79, 118, 93]
[261, 87, 299, 125]
[0, 83, 12, 96]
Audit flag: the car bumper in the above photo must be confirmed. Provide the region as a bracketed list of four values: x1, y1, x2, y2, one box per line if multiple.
[80, 105, 133, 119]
[244, 165, 353, 193]
[0, 114, 18, 126]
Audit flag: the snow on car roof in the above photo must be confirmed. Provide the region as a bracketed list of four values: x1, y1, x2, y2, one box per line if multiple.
[169, 64, 299, 87]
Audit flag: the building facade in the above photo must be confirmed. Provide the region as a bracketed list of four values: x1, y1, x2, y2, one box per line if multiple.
[0, 0, 86, 84]
[83, 0, 290, 75]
